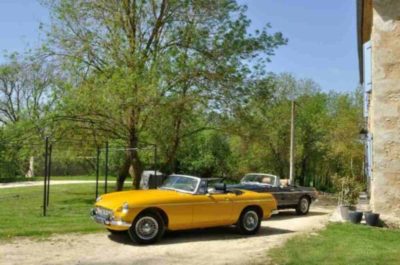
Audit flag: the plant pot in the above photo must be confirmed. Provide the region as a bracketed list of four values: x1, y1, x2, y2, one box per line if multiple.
[348, 211, 363, 224]
[340, 205, 355, 221]
[365, 212, 380, 227]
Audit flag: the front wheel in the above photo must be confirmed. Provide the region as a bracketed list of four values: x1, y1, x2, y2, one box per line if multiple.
[236, 208, 261, 235]
[128, 212, 165, 244]
[296, 196, 310, 215]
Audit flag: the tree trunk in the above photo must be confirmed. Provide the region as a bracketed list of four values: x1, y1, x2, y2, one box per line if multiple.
[131, 148, 143, 189]
[117, 106, 144, 190]
[166, 117, 182, 173]
[129, 122, 143, 189]
[116, 155, 131, 191]
[116, 146, 143, 190]
[25, 156, 34, 178]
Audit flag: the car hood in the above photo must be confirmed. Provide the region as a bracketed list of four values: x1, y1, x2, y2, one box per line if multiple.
[95, 189, 188, 210]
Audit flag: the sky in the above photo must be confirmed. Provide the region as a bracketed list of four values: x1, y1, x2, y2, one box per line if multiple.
[0, 0, 359, 92]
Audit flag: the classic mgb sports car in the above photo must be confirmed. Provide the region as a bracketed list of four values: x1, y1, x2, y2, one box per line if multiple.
[91, 174, 277, 244]
[229, 173, 318, 215]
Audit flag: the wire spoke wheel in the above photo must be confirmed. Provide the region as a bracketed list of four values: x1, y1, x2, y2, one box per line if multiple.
[300, 198, 309, 213]
[135, 216, 159, 240]
[296, 196, 310, 215]
[243, 210, 259, 231]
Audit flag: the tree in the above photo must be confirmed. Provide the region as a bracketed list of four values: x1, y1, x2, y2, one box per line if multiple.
[223, 73, 364, 190]
[43, 0, 286, 190]
[0, 54, 55, 127]
[0, 53, 58, 178]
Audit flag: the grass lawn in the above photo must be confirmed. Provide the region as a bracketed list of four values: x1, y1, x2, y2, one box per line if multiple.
[0, 182, 124, 239]
[269, 223, 400, 265]
[31, 175, 118, 181]
[0, 175, 119, 183]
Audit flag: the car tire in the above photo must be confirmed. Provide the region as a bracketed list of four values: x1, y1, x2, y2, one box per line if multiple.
[296, 196, 310, 215]
[128, 211, 165, 244]
[236, 208, 262, 235]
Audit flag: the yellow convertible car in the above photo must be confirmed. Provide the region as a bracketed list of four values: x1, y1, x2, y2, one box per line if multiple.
[91, 174, 277, 244]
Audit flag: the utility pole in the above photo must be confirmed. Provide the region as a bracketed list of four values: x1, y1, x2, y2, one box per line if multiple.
[289, 100, 295, 186]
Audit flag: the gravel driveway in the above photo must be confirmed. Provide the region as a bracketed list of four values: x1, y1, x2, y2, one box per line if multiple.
[0, 202, 334, 265]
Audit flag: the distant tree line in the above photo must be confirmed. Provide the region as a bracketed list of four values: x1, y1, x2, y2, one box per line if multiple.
[0, 0, 363, 191]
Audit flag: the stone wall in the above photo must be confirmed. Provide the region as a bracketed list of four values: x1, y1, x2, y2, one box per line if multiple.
[370, 0, 400, 225]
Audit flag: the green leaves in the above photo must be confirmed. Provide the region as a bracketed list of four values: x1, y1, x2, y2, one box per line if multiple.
[222, 73, 364, 189]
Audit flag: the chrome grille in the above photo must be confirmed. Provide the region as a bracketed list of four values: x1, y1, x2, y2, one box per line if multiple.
[95, 207, 113, 219]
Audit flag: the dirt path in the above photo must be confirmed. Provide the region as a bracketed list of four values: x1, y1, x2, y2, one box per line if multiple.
[0, 203, 334, 265]
[0, 180, 116, 189]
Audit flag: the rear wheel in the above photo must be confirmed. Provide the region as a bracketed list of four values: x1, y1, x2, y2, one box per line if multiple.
[236, 208, 261, 235]
[128, 212, 165, 244]
[296, 196, 310, 215]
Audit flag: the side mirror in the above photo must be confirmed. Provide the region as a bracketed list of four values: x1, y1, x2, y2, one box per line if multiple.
[214, 183, 226, 193]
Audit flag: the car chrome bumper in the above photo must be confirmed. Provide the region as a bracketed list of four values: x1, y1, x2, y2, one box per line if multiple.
[90, 209, 131, 227]
[271, 209, 279, 215]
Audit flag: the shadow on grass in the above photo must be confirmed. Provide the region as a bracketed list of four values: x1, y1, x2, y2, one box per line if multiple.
[59, 197, 95, 205]
[107, 225, 294, 246]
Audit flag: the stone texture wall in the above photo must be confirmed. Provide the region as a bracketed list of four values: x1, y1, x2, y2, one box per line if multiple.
[370, 0, 400, 225]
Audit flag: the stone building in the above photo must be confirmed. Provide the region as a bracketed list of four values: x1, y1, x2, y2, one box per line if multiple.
[357, 0, 400, 224]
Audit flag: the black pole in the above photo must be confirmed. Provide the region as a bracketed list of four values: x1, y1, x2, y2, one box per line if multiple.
[154, 145, 157, 177]
[43, 136, 49, 216]
[104, 141, 109, 193]
[95, 146, 100, 199]
[46, 144, 52, 207]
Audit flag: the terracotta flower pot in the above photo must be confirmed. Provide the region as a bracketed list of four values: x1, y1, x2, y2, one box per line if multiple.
[340, 205, 355, 220]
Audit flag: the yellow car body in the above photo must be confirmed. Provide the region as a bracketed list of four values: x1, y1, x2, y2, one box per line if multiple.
[91, 175, 277, 243]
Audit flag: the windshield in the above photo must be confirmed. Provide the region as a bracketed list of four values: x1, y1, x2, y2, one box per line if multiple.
[159, 175, 200, 193]
[241, 174, 275, 185]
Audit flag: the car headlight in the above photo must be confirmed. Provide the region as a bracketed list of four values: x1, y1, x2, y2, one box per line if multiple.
[96, 196, 102, 202]
[122, 202, 129, 214]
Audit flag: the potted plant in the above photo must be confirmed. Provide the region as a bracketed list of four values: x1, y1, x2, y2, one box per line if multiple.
[348, 210, 363, 224]
[364, 212, 380, 226]
[334, 176, 363, 221]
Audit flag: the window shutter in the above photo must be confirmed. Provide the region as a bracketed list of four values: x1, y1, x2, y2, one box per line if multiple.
[364, 41, 372, 92]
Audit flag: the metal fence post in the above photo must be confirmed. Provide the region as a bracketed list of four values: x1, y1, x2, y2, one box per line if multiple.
[154, 145, 157, 177]
[43, 137, 49, 216]
[46, 144, 53, 207]
[95, 146, 100, 199]
[104, 141, 109, 193]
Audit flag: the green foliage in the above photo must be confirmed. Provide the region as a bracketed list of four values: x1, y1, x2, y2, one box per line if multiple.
[269, 223, 400, 265]
[0, 1, 364, 192]
[36, 0, 287, 188]
[333, 175, 364, 206]
[177, 131, 232, 177]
